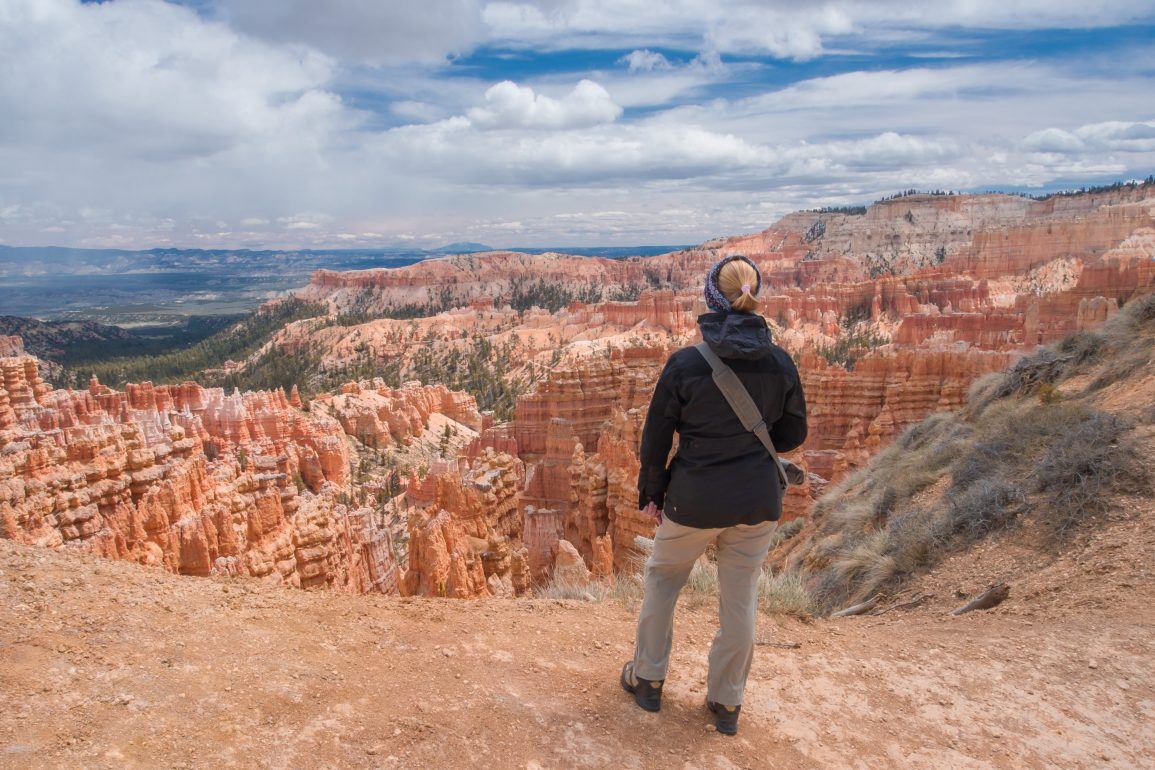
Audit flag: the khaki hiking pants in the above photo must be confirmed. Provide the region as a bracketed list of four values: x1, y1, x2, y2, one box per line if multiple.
[631, 517, 778, 707]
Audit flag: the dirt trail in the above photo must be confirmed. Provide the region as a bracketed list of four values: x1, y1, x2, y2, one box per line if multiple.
[2, 539, 1152, 769]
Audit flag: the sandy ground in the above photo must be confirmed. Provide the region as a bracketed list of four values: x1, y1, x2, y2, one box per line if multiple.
[2, 539, 1153, 770]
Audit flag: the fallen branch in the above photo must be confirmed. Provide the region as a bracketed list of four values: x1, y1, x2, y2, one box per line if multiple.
[950, 583, 1009, 616]
[871, 593, 931, 616]
[755, 640, 801, 649]
[830, 594, 881, 618]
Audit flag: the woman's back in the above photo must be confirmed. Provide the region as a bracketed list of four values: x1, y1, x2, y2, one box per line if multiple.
[637, 309, 806, 528]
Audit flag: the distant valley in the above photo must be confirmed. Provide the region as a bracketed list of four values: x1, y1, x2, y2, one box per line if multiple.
[0, 244, 686, 325]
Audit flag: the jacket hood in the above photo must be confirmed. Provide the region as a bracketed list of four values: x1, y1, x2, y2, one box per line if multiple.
[698, 311, 773, 360]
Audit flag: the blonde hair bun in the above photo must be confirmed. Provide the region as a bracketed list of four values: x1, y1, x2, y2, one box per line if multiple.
[716, 257, 761, 312]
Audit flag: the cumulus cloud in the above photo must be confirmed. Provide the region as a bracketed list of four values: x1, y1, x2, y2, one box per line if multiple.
[379, 102, 964, 187]
[0, 0, 363, 245]
[573, 48, 736, 110]
[0, 0, 340, 157]
[620, 49, 673, 72]
[467, 79, 621, 129]
[1022, 127, 1087, 153]
[703, 5, 853, 60]
[743, 65, 1011, 110]
[1024, 120, 1155, 154]
[1075, 120, 1155, 151]
[195, 2, 1155, 66]
[205, 2, 1155, 68]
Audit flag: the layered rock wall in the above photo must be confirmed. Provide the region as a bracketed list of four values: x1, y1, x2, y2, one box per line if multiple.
[398, 449, 527, 597]
[318, 378, 482, 449]
[0, 353, 462, 594]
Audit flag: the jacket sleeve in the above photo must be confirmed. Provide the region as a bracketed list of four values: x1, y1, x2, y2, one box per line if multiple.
[770, 355, 807, 453]
[637, 355, 682, 510]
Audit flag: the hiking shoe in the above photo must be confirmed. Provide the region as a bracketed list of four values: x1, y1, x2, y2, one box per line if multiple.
[707, 700, 741, 735]
[620, 661, 663, 712]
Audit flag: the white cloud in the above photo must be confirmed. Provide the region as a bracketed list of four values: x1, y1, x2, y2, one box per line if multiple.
[1075, 120, 1155, 151]
[0, 0, 341, 157]
[1022, 128, 1086, 153]
[537, 48, 740, 111]
[703, 5, 854, 60]
[620, 49, 673, 72]
[379, 115, 764, 184]
[1, 0, 1154, 249]
[1024, 120, 1155, 154]
[481, 1, 1155, 60]
[391, 99, 452, 123]
[738, 64, 1034, 111]
[218, 0, 489, 64]
[379, 99, 965, 188]
[467, 79, 621, 129]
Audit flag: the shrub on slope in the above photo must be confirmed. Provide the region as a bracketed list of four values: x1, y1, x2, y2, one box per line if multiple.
[785, 294, 1154, 614]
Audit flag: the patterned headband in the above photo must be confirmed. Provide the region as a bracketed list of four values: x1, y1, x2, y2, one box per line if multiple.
[704, 255, 762, 313]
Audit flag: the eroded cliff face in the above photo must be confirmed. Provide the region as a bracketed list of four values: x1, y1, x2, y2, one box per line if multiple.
[396, 449, 527, 598]
[0, 354, 487, 595]
[317, 378, 482, 449]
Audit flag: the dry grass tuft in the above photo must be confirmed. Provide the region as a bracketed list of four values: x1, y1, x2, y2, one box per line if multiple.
[769, 517, 806, 549]
[966, 372, 1007, 416]
[1087, 346, 1151, 391]
[608, 572, 645, 605]
[1054, 329, 1105, 367]
[941, 479, 1026, 544]
[758, 570, 813, 617]
[683, 558, 721, 605]
[535, 578, 612, 602]
[1034, 411, 1148, 541]
[884, 507, 939, 574]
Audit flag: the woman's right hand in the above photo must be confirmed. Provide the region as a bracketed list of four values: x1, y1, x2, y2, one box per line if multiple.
[642, 501, 663, 524]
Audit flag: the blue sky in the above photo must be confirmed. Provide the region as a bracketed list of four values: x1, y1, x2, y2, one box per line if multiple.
[3, 0, 1155, 248]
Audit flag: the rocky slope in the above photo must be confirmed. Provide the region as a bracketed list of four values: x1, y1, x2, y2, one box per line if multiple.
[774, 293, 1155, 614]
[0, 318, 136, 360]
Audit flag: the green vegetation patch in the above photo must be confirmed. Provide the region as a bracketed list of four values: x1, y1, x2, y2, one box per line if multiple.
[72, 299, 327, 389]
[815, 322, 890, 370]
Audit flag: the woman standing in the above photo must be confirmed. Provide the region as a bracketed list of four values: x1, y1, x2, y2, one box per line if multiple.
[620, 255, 807, 735]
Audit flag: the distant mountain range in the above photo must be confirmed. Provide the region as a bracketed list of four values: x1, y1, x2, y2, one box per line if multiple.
[430, 242, 494, 253]
[0, 243, 689, 322]
[0, 242, 685, 277]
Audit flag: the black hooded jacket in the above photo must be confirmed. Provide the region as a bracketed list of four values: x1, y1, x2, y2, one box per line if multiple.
[637, 311, 807, 528]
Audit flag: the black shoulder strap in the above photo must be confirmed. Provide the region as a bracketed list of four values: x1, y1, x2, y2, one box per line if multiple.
[695, 342, 788, 488]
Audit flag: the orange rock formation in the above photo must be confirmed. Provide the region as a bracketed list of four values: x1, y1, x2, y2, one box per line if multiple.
[398, 449, 528, 597]
[0, 352, 485, 594]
